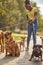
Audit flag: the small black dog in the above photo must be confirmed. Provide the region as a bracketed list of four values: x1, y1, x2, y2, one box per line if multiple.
[29, 45, 42, 61]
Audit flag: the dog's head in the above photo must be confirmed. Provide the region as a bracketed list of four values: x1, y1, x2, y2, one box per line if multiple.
[33, 45, 42, 55]
[33, 45, 42, 49]
[5, 31, 12, 39]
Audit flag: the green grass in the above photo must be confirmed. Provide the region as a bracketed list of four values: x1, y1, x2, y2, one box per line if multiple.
[13, 36, 21, 40]
[13, 36, 26, 40]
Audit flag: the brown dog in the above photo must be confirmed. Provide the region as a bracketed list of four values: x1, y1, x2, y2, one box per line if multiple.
[5, 31, 20, 57]
[5, 40, 16, 56]
[15, 43, 20, 57]
[0, 30, 4, 53]
[19, 37, 26, 51]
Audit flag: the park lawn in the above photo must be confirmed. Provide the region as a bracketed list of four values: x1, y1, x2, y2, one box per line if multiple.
[13, 36, 26, 40]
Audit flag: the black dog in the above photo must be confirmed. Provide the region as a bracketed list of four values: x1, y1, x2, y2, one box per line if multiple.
[29, 45, 42, 61]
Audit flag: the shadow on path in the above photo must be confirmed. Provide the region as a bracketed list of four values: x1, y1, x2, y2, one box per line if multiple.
[16, 51, 42, 65]
[0, 55, 17, 65]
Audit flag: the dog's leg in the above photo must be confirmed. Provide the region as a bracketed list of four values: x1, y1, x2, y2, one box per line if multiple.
[2, 38, 4, 53]
[23, 45, 24, 51]
[38, 57, 39, 61]
[41, 54, 42, 61]
[29, 52, 34, 61]
[12, 47, 15, 57]
[20, 44, 21, 51]
[6, 48, 7, 56]
[1, 44, 4, 53]
[1, 44, 2, 52]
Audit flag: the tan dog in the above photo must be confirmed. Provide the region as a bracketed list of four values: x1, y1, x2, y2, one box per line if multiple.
[19, 37, 26, 51]
[15, 43, 20, 57]
[5, 31, 20, 57]
[0, 30, 4, 53]
[40, 36, 43, 47]
[5, 40, 16, 56]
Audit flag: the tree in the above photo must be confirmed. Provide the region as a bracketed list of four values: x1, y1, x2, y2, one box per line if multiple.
[0, 0, 43, 31]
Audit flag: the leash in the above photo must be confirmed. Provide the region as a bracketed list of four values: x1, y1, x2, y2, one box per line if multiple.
[0, 21, 25, 30]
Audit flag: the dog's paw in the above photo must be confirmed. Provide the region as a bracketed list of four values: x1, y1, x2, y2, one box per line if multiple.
[29, 59, 31, 61]
[41, 59, 43, 61]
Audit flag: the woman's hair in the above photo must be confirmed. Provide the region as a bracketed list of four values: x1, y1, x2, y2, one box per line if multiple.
[25, 0, 30, 4]
[25, 0, 32, 11]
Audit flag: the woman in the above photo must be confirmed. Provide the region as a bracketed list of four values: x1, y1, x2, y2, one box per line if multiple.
[25, 0, 39, 50]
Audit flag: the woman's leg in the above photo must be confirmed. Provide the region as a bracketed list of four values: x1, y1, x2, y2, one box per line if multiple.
[33, 24, 37, 45]
[27, 25, 32, 50]
[33, 19, 38, 45]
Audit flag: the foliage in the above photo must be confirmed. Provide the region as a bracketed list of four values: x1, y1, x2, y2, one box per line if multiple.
[0, 0, 43, 31]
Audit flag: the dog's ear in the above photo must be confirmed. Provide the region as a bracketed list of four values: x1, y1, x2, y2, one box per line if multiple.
[24, 37, 26, 38]
[35, 45, 42, 48]
[33, 45, 36, 49]
[38, 45, 42, 48]
[21, 37, 23, 39]
[5, 32, 8, 39]
[21, 37, 26, 39]
[40, 36, 43, 39]
[23, 37, 26, 39]
[21, 37, 24, 38]
[40, 37, 41, 38]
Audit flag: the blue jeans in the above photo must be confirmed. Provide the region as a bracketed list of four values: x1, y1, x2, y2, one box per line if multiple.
[27, 20, 38, 47]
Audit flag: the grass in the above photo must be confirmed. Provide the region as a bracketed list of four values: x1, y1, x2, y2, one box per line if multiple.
[13, 36, 26, 40]
[13, 36, 21, 40]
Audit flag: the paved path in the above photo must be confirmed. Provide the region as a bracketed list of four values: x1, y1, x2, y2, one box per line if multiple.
[0, 36, 43, 65]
